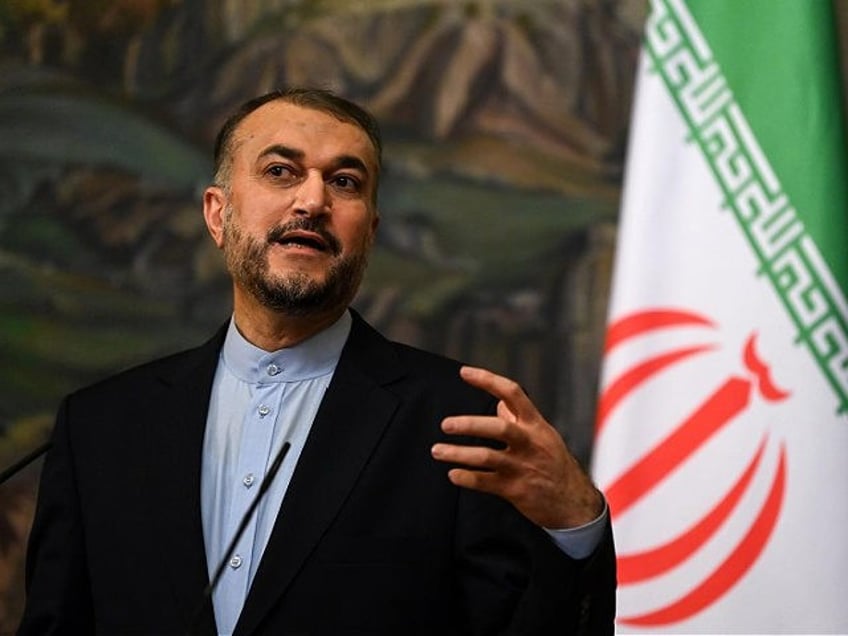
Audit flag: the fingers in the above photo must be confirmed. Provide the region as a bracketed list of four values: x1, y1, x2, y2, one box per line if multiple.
[497, 399, 517, 424]
[433, 365, 605, 528]
[459, 366, 539, 422]
[430, 441, 505, 472]
[445, 467, 504, 497]
[441, 413, 526, 447]
[434, 366, 537, 470]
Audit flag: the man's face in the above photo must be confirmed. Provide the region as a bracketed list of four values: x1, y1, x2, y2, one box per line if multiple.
[204, 101, 380, 317]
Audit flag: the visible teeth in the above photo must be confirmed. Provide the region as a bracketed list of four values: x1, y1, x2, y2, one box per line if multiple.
[282, 237, 323, 249]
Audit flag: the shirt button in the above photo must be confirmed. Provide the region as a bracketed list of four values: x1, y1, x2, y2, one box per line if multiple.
[243, 473, 255, 488]
[267, 363, 281, 376]
[258, 404, 271, 417]
[229, 554, 243, 569]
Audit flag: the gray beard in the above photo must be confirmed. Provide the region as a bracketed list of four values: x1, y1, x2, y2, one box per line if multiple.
[224, 217, 368, 317]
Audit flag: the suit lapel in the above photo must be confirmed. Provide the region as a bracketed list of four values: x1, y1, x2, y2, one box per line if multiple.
[234, 312, 403, 636]
[144, 326, 227, 635]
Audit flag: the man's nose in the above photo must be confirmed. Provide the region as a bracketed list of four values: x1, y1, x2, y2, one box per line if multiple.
[293, 171, 329, 216]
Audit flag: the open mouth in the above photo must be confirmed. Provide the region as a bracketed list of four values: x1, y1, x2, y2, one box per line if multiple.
[274, 231, 330, 252]
[267, 221, 342, 255]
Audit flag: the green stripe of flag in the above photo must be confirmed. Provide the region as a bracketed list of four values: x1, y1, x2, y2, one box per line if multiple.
[644, 0, 848, 413]
[688, 0, 848, 292]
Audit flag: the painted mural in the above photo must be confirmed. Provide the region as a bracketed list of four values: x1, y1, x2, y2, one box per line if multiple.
[1, 0, 645, 628]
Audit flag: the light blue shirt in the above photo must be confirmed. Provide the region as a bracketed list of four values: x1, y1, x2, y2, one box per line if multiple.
[200, 310, 607, 635]
[201, 312, 351, 635]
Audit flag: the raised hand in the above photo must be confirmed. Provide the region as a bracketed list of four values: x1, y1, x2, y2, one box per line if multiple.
[431, 366, 603, 529]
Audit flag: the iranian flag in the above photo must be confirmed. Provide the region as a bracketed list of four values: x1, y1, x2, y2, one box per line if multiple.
[591, 0, 848, 633]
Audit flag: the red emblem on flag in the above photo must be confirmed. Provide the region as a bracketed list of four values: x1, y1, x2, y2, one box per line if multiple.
[597, 308, 790, 626]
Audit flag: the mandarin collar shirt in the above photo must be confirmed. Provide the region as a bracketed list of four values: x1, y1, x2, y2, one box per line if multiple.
[199, 310, 606, 635]
[201, 311, 351, 636]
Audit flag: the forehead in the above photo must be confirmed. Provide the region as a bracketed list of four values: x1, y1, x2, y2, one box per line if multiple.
[231, 101, 378, 172]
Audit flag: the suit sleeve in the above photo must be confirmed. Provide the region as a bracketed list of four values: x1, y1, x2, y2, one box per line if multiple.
[454, 486, 616, 635]
[445, 382, 616, 636]
[508, 514, 617, 635]
[18, 396, 95, 635]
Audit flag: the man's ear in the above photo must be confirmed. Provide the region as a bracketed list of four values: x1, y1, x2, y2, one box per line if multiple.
[202, 186, 227, 248]
[368, 210, 380, 246]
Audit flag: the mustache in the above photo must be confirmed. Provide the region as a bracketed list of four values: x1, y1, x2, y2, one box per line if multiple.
[266, 218, 342, 255]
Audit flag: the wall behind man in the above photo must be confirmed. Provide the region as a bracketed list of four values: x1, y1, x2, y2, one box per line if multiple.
[0, 0, 844, 630]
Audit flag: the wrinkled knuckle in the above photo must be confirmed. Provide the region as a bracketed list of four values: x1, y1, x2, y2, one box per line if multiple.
[480, 447, 498, 466]
[495, 419, 512, 437]
[503, 378, 523, 398]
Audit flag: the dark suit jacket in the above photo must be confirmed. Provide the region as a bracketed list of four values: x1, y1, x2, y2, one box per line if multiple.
[20, 310, 616, 635]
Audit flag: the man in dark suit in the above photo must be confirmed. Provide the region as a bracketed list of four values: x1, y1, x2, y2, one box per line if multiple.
[20, 88, 616, 635]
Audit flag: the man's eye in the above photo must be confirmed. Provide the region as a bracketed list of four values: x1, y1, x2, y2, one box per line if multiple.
[266, 165, 294, 179]
[331, 175, 360, 192]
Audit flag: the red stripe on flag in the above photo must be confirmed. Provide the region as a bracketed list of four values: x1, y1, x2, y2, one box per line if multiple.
[596, 344, 716, 435]
[617, 435, 767, 584]
[605, 309, 715, 353]
[620, 444, 787, 626]
[605, 377, 751, 517]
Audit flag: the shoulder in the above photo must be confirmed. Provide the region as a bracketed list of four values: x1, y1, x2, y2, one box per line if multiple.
[346, 309, 460, 374]
[345, 310, 495, 412]
[64, 323, 227, 408]
[346, 309, 459, 367]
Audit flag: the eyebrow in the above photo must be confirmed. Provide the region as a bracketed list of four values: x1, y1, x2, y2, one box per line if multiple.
[258, 144, 304, 162]
[257, 144, 370, 177]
